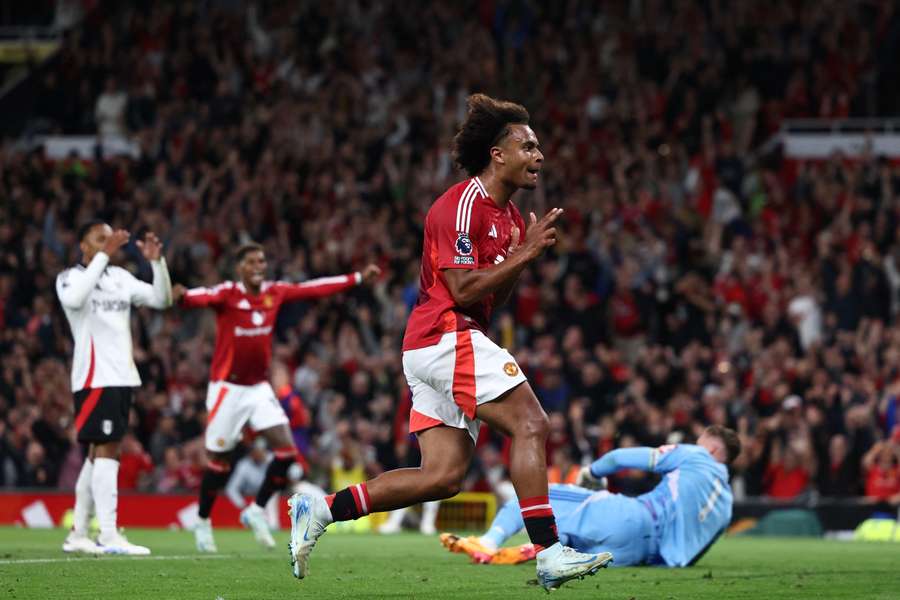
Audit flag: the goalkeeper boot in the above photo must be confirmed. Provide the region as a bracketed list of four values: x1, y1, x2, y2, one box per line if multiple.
[456, 536, 497, 564]
[288, 493, 332, 579]
[240, 504, 276, 549]
[194, 517, 218, 553]
[535, 543, 612, 590]
[492, 543, 537, 565]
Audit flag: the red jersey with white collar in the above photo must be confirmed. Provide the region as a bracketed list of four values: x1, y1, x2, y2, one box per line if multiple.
[402, 177, 525, 351]
[181, 275, 359, 384]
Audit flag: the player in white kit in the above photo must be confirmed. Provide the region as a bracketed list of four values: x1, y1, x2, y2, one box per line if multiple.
[57, 220, 173, 555]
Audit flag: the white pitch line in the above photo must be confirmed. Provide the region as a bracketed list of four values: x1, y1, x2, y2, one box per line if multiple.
[0, 554, 230, 565]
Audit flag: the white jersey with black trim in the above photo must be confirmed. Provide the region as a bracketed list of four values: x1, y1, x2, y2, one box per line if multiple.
[56, 251, 173, 392]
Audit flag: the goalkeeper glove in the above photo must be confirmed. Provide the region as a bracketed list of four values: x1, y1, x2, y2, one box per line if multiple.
[576, 466, 608, 490]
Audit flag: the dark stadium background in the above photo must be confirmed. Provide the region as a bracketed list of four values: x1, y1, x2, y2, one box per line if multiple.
[2, 0, 900, 531]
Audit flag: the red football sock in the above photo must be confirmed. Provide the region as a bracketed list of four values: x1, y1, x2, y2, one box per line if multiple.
[520, 495, 558, 552]
[328, 483, 371, 522]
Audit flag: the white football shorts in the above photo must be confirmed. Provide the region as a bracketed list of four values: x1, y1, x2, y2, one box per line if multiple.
[402, 329, 527, 443]
[204, 381, 288, 452]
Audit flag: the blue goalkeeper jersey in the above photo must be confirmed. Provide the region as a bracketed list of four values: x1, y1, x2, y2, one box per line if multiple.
[589, 444, 733, 567]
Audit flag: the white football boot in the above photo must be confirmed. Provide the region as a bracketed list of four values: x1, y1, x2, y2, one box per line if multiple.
[240, 503, 276, 549]
[535, 543, 613, 590]
[62, 531, 103, 554]
[287, 493, 332, 579]
[97, 532, 151, 556]
[194, 517, 218, 553]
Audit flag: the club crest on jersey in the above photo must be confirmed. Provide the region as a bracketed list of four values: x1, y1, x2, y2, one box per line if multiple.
[455, 232, 473, 256]
[251, 311, 265, 326]
[263, 295, 273, 308]
[503, 362, 519, 377]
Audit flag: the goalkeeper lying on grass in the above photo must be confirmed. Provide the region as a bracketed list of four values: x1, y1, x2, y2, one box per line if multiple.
[442, 426, 739, 567]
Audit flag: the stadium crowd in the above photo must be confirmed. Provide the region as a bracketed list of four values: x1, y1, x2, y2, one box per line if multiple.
[2, 0, 900, 507]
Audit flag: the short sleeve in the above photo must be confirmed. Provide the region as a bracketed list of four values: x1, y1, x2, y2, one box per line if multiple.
[433, 203, 479, 270]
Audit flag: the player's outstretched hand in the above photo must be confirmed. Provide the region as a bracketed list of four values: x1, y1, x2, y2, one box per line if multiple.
[102, 229, 130, 257]
[137, 231, 163, 261]
[521, 208, 563, 260]
[360, 264, 382, 284]
[172, 284, 187, 303]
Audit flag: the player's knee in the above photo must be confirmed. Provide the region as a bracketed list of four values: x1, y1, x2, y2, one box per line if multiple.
[429, 478, 462, 500]
[514, 410, 549, 441]
[75, 470, 92, 494]
[425, 467, 465, 499]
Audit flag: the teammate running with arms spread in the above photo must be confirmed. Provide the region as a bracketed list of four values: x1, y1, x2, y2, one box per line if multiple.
[288, 94, 612, 590]
[172, 243, 380, 552]
[58, 220, 173, 555]
[443, 426, 739, 568]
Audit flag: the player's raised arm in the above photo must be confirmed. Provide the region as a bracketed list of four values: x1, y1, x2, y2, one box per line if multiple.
[56, 252, 109, 309]
[129, 232, 173, 309]
[278, 264, 380, 302]
[174, 283, 230, 309]
[442, 208, 563, 307]
[56, 227, 129, 309]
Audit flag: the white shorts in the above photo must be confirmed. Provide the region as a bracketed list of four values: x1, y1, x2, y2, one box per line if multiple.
[204, 381, 288, 452]
[402, 329, 527, 443]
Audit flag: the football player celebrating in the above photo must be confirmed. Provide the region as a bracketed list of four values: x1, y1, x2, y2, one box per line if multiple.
[173, 242, 379, 552]
[58, 220, 173, 555]
[288, 94, 612, 591]
[443, 426, 739, 568]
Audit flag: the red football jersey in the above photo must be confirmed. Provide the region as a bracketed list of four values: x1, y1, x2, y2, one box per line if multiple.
[402, 177, 526, 351]
[181, 275, 359, 385]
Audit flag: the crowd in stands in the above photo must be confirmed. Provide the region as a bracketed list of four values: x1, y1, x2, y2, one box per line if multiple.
[2, 0, 900, 507]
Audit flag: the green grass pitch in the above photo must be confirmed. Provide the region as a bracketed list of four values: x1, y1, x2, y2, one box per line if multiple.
[1, 526, 899, 599]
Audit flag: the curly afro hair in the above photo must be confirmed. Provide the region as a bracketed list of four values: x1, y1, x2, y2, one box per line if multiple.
[452, 94, 530, 177]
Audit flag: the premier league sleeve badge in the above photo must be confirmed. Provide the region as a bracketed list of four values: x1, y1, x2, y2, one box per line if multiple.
[454, 232, 475, 265]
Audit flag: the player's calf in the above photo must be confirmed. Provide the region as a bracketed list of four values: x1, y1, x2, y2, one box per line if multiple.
[255, 446, 296, 508]
[191, 458, 229, 552]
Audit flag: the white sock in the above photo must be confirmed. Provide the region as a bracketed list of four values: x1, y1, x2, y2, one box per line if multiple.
[478, 535, 499, 552]
[421, 501, 439, 529]
[536, 541, 562, 558]
[73, 459, 94, 536]
[383, 507, 407, 528]
[92, 457, 120, 540]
